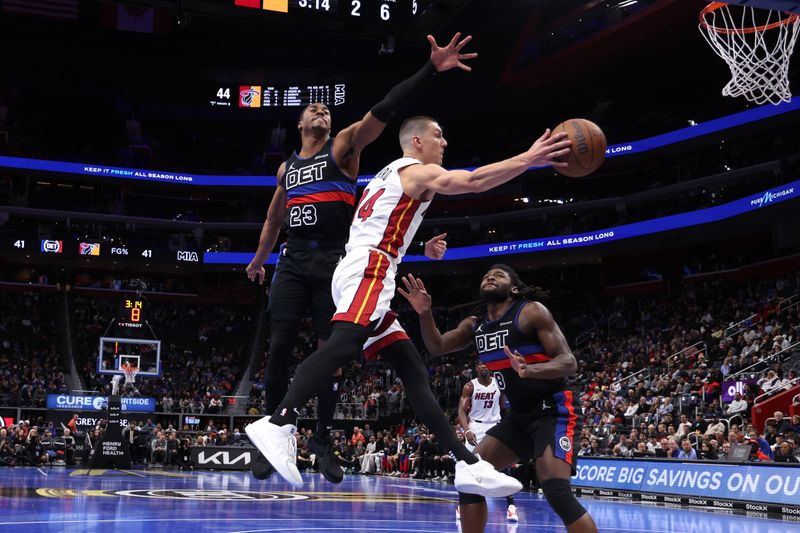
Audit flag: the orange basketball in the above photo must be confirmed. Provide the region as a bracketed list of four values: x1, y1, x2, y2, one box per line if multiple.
[552, 118, 607, 177]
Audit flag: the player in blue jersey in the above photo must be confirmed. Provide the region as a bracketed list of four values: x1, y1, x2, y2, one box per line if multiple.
[399, 266, 597, 533]
[244, 33, 476, 482]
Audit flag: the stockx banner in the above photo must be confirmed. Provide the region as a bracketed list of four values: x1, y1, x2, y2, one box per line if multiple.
[572, 458, 800, 506]
[47, 394, 156, 412]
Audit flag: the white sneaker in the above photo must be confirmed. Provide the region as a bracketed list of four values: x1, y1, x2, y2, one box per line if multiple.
[245, 416, 302, 488]
[507, 504, 519, 522]
[455, 505, 461, 521]
[454, 456, 522, 498]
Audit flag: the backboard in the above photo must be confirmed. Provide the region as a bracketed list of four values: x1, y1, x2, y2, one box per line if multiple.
[97, 337, 161, 377]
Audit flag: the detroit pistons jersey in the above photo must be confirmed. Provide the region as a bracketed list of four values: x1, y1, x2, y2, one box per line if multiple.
[346, 157, 431, 261]
[468, 377, 502, 424]
[473, 299, 567, 411]
[282, 138, 357, 243]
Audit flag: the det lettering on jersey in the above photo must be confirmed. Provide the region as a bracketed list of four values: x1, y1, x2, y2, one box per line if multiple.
[475, 330, 509, 353]
[473, 391, 496, 400]
[285, 161, 327, 190]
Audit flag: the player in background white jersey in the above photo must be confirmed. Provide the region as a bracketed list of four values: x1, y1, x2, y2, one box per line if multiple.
[456, 362, 517, 523]
[246, 115, 571, 497]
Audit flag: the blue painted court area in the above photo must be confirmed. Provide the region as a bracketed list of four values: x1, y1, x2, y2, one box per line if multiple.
[0, 468, 798, 533]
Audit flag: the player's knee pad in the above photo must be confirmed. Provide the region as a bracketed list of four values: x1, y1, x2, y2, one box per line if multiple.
[541, 478, 586, 525]
[458, 491, 486, 506]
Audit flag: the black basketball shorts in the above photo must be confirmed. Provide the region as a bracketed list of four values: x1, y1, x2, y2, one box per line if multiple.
[266, 243, 344, 339]
[486, 390, 581, 474]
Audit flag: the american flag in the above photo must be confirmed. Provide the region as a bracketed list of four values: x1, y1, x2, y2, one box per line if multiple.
[1, 0, 79, 21]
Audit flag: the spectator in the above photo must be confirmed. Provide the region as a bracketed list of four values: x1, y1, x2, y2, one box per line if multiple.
[725, 392, 748, 417]
[718, 441, 731, 461]
[67, 414, 79, 434]
[151, 432, 167, 465]
[774, 441, 799, 463]
[162, 395, 174, 413]
[772, 411, 792, 434]
[677, 439, 697, 460]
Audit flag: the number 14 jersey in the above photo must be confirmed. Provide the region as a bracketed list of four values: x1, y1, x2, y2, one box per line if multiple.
[346, 157, 431, 261]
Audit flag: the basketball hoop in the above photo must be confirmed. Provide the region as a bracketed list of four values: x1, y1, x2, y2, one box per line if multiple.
[121, 363, 139, 385]
[699, 2, 800, 105]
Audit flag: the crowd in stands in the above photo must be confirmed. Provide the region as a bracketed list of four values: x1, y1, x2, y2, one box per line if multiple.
[2, 262, 800, 476]
[0, 418, 77, 467]
[0, 289, 68, 407]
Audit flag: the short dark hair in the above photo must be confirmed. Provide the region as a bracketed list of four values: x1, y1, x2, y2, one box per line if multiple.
[399, 115, 436, 150]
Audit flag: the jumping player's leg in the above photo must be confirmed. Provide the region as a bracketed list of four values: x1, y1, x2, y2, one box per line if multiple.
[270, 321, 370, 426]
[309, 261, 342, 439]
[252, 257, 306, 481]
[378, 339, 478, 464]
[457, 434, 519, 533]
[264, 250, 310, 413]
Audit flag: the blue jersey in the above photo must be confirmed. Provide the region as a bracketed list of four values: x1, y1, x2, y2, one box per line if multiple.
[473, 299, 567, 412]
[282, 138, 357, 244]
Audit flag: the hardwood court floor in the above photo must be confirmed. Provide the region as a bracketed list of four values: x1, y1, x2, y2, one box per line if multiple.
[0, 467, 797, 532]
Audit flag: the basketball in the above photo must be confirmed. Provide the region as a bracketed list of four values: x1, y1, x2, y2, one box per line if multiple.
[552, 118, 607, 177]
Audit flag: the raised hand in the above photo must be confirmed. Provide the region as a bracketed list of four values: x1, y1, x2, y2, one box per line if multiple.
[397, 274, 432, 315]
[428, 32, 478, 72]
[424, 233, 447, 260]
[521, 129, 572, 168]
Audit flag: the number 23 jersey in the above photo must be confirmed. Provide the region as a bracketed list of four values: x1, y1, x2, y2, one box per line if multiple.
[282, 138, 357, 243]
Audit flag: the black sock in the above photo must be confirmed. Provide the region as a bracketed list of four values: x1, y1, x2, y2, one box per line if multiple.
[379, 340, 478, 465]
[316, 373, 341, 436]
[271, 324, 368, 426]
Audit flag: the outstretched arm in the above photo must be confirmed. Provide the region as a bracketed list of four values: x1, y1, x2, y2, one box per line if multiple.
[333, 33, 477, 167]
[245, 163, 287, 284]
[406, 129, 571, 197]
[504, 301, 577, 380]
[397, 274, 475, 356]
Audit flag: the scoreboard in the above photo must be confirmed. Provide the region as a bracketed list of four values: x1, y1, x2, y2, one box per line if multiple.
[4, 237, 202, 265]
[210, 83, 346, 108]
[234, 0, 431, 23]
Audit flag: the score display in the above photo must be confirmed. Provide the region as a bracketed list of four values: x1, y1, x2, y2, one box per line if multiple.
[3, 236, 202, 265]
[210, 83, 346, 108]
[235, 0, 430, 22]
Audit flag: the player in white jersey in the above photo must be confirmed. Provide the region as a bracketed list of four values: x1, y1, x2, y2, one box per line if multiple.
[456, 363, 518, 522]
[246, 115, 571, 497]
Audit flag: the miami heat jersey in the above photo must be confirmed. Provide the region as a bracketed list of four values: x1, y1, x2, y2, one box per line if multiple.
[346, 157, 431, 260]
[282, 138, 357, 243]
[473, 299, 567, 412]
[468, 378, 501, 424]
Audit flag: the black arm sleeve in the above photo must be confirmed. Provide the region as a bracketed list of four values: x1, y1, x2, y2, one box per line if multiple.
[370, 61, 437, 123]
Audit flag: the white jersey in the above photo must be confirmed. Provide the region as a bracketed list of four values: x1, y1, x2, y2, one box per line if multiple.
[468, 378, 501, 425]
[346, 157, 432, 262]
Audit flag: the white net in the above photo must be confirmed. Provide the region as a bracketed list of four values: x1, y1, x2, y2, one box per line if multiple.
[699, 2, 800, 105]
[121, 364, 139, 385]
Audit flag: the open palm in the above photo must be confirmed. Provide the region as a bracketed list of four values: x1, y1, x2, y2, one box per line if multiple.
[429, 32, 478, 72]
